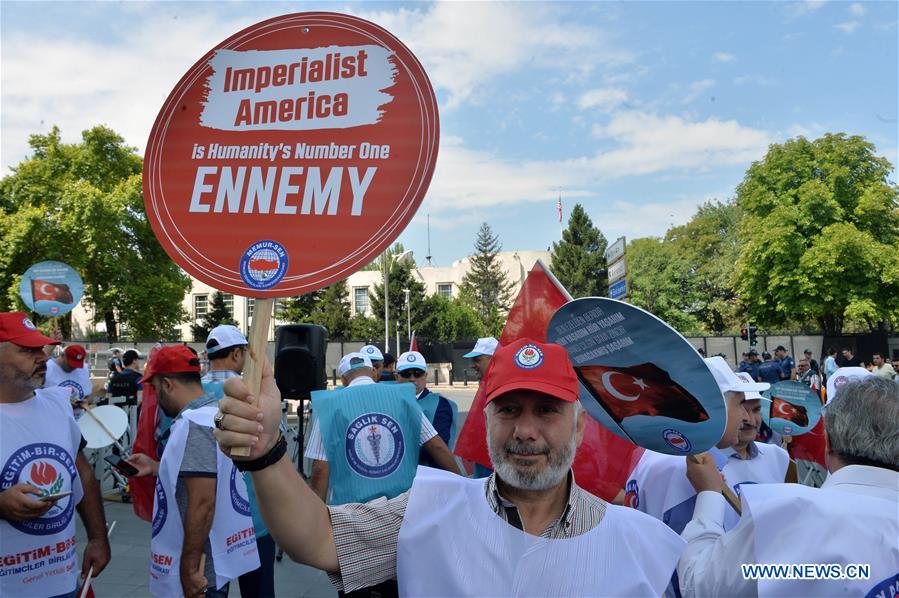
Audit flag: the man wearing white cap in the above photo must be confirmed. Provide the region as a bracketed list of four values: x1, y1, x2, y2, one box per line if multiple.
[463, 337, 498, 379]
[204, 325, 248, 379]
[622, 357, 769, 596]
[679, 377, 899, 596]
[359, 345, 385, 381]
[305, 352, 460, 502]
[396, 351, 459, 468]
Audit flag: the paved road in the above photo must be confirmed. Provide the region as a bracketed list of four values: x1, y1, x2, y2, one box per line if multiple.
[77, 384, 480, 597]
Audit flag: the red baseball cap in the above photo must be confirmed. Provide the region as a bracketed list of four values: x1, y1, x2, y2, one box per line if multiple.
[139, 345, 200, 384]
[0, 311, 60, 347]
[484, 338, 579, 404]
[64, 344, 86, 369]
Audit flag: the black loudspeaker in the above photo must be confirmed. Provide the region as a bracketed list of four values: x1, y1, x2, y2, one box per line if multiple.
[274, 324, 327, 398]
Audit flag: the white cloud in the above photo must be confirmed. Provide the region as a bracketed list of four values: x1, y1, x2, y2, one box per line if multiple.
[834, 20, 861, 33]
[356, 3, 633, 108]
[787, 122, 825, 139]
[848, 3, 866, 16]
[733, 74, 779, 86]
[577, 88, 628, 111]
[1, 3, 635, 173]
[785, 0, 827, 18]
[713, 52, 736, 63]
[682, 79, 716, 104]
[422, 113, 771, 213]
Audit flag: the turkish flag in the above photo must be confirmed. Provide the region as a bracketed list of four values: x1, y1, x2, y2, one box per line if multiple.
[129, 346, 160, 522]
[771, 397, 809, 427]
[788, 419, 825, 466]
[575, 363, 710, 424]
[453, 260, 643, 501]
[31, 279, 74, 303]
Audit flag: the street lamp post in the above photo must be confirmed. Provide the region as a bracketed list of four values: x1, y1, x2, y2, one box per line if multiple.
[404, 288, 411, 341]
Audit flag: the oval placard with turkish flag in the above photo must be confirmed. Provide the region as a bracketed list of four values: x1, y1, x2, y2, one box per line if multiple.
[762, 381, 822, 437]
[19, 261, 84, 316]
[144, 12, 438, 296]
[547, 297, 727, 455]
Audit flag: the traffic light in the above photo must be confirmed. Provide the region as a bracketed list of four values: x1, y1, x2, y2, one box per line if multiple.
[748, 324, 758, 346]
[740, 326, 749, 341]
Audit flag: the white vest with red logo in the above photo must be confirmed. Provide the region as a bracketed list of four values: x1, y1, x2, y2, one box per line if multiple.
[0, 388, 85, 597]
[149, 405, 259, 596]
[397, 467, 684, 596]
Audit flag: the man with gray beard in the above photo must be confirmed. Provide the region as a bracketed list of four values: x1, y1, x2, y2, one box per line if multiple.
[212, 338, 685, 596]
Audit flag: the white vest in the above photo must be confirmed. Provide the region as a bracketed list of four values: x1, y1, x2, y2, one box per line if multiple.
[397, 467, 684, 597]
[742, 481, 899, 597]
[627, 444, 788, 534]
[44, 360, 92, 420]
[0, 388, 85, 597]
[149, 406, 259, 596]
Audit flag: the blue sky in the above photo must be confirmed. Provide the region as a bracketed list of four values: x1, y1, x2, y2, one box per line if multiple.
[2, 1, 896, 267]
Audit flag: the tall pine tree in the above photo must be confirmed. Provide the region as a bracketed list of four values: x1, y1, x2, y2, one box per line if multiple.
[459, 222, 513, 336]
[550, 204, 608, 298]
[369, 258, 427, 341]
[191, 291, 237, 341]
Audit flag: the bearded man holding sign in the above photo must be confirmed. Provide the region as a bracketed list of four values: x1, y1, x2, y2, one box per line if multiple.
[213, 339, 684, 596]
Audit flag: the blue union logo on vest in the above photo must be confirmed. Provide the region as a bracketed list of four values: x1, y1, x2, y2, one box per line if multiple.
[1, 443, 77, 535]
[152, 478, 167, 537]
[345, 413, 405, 478]
[229, 466, 251, 516]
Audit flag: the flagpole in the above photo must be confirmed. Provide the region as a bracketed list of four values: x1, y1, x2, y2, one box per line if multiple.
[558, 188, 564, 241]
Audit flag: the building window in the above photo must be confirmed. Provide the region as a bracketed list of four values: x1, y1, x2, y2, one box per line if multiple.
[194, 295, 208, 320]
[222, 294, 234, 318]
[354, 287, 369, 315]
[246, 298, 255, 329]
[437, 283, 453, 299]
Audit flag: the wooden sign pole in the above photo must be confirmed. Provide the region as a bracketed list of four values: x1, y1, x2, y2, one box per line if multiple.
[688, 454, 742, 516]
[230, 298, 273, 457]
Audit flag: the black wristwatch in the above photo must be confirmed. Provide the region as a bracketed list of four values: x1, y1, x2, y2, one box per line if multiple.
[235, 434, 287, 472]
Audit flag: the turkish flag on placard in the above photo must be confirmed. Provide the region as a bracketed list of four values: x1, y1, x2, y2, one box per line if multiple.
[31, 279, 74, 303]
[453, 261, 643, 501]
[771, 397, 809, 427]
[575, 363, 710, 424]
[129, 347, 160, 522]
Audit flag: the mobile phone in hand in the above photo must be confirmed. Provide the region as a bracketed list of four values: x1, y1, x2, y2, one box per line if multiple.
[104, 455, 140, 477]
[39, 491, 73, 502]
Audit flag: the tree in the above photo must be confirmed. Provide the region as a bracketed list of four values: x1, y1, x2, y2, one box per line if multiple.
[626, 237, 703, 334]
[459, 222, 514, 335]
[734, 133, 899, 333]
[0, 126, 191, 340]
[191, 291, 237, 341]
[277, 290, 323, 324]
[418, 295, 484, 342]
[663, 200, 744, 333]
[550, 204, 608, 298]
[369, 255, 427, 342]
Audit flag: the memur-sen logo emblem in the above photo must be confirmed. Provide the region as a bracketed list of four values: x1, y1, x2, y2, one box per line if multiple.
[662, 429, 692, 453]
[143, 12, 438, 298]
[22, 317, 36, 330]
[240, 240, 288, 290]
[152, 478, 167, 537]
[1, 443, 77, 535]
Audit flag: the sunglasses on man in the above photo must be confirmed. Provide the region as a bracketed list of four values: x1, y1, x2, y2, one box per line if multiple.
[398, 368, 426, 379]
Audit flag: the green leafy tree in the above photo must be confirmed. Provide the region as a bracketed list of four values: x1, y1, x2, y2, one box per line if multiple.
[347, 313, 381, 341]
[191, 291, 237, 341]
[459, 222, 513, 335]
[277, 290, 322, 324]
[550, 204, 608, 297]
[418, 295, 484, 342]
[0, 126, 191, 340]
[734, 133, 899, 333]
[663, 200, 744, 333]
[626, 238, 703, 334]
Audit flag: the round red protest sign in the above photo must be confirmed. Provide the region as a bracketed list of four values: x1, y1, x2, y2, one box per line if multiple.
[144, 12, 438, 296]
